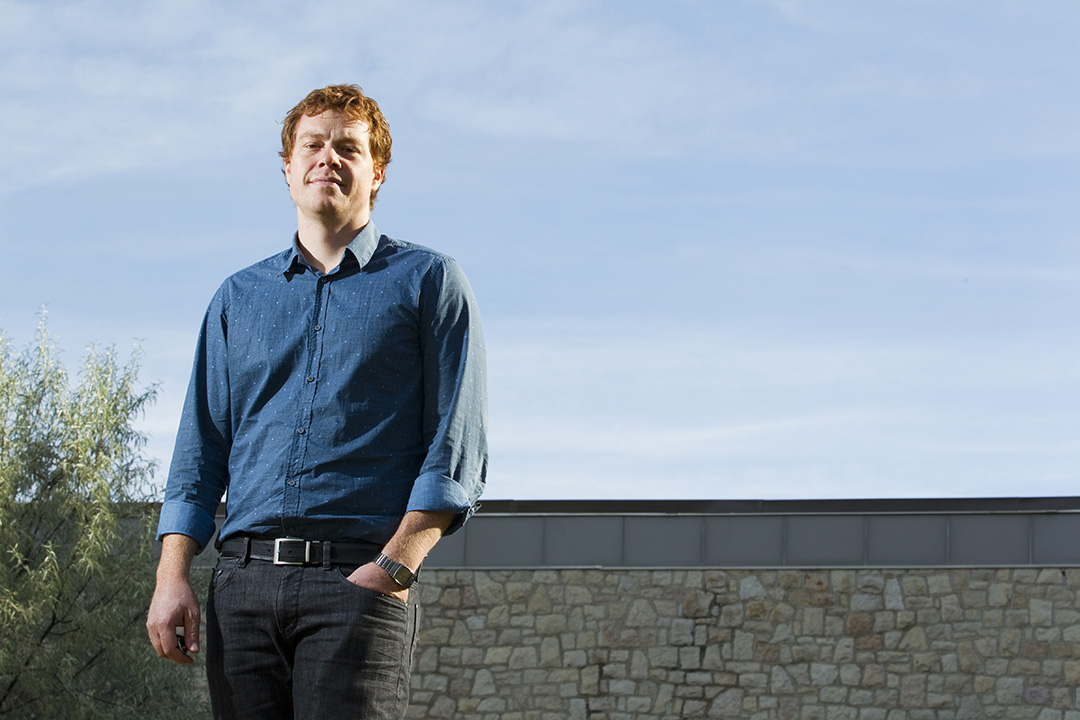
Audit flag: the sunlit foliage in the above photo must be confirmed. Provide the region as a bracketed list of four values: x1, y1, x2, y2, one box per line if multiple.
[0, 320, 207, 719]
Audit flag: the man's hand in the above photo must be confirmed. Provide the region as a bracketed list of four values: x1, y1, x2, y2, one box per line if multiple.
[147, 534, 201, 664]
[147, 576, 201, 664]
[345, 562, 409, 603]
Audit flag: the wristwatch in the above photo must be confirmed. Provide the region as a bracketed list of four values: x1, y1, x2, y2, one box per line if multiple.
[374, 553, 417, 589]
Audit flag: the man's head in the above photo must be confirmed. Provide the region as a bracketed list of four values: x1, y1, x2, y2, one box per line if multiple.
[280, 84, 392, 208]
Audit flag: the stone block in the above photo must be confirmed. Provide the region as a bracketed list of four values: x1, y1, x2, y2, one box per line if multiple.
[846, 612, 874, 637]
[508, 647, 538, 670]
[539, 637, 561, 668]
[740, 576, 768, 599]
[746, 601, 769, 620]
[1031, 599, 1054, 627]
[679, 646, 702, 670]
[769, 666, 795, 694]
[427, 695, 457, 718]
[861, 664, 886, 688]
[741, 673, 769, 693]
[1024, 685, 1052, 705]
[683, 590, 715, 618]
[940, 594, 963, 622]
[1064, 661, 1080, 686]
[825, 706, 858, 720]
[563, 649, 587, 667]
[701, 644, 723, 670]
[579, 665, 600, 695]
[899, 627, 928, 652]
[884, 579, 905, 611]
[671, 618, 696, 646]
[708, 688, 744, 717]
[686, 671, 714, 686]
[900, 674, 926, 707]
[912, 653, 937, 673]
[852, 594, 884, 612]
[1035, 710, 1064, 720]
[461, 647, 486, 666]
[733, 630, 756, 660]
[994, 676, 1024, 704]
[803, 607, 825, 635]
[471, 669, 496, 696]
[811, 663, 839, 686]
[719, 603, 744, 627]
[819, 686, 848, 703]
[840, 664, 862, 686]
[535, 613, 567, 635]
[683, 698, 709, 717]
[988, 583, 1013, 607]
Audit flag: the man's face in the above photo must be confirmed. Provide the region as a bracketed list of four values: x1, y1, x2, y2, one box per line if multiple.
[284, 110, 384, 229]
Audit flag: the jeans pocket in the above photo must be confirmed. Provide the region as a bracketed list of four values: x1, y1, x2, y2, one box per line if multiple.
[332, 566, 409, 611]
[212, 556, 242, 593]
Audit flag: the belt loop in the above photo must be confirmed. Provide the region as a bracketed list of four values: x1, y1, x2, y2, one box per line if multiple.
[321, 541, 332, 570]
[239, 537, 251, 568]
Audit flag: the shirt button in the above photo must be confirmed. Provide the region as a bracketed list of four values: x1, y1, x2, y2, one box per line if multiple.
[306, 376, 315, 383]
[296, 427, 306, 435]
[314, 324, 322, 331]
[288, 479, 298, 487]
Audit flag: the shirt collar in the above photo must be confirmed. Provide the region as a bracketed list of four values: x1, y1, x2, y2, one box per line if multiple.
[280, 221, 381, 275]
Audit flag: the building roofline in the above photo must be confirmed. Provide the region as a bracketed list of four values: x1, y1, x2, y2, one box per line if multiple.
[477, 496, 1080, 516]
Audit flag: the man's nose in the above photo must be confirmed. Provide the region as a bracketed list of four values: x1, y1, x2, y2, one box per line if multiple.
[320, 149, 341, 167]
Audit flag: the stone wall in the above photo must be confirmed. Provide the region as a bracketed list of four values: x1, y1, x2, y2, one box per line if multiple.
[406, 567, 1080, 720]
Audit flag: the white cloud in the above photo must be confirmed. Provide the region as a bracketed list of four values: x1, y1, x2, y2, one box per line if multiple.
[5, 0, 1080, 196]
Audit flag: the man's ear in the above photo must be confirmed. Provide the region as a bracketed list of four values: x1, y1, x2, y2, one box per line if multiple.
[372, 166, 385, 192]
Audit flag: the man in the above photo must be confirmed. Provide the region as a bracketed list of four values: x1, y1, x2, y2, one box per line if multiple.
[147, 84, 487, 720]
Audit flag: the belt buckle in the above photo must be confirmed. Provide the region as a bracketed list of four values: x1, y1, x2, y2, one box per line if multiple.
[273, 538, 311, 565]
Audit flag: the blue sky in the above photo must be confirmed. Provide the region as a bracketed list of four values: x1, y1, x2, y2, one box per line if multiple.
[2, 0, 1078, 500]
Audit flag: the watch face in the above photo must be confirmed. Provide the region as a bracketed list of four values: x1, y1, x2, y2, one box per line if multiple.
[392, 566, 414, 587]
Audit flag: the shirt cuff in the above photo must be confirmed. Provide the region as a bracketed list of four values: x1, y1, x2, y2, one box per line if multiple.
[406, 471, 478, 536]
[156, 501, 219, 550]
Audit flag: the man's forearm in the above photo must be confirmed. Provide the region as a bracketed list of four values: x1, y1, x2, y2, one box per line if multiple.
[381, 510, 454, 571]
[157, 533, 200, 581]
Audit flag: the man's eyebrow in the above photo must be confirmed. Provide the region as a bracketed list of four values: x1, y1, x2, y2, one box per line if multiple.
[297, 130, 326, 140]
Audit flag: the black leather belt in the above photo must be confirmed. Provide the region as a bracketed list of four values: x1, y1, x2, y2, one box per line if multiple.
[219, 537, 380, 566]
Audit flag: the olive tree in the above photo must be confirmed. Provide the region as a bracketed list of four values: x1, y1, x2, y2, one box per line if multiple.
[0, 322, 208, 719]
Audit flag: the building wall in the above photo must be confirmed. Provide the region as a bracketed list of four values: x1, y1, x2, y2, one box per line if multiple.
[406, 566, 1080, 720]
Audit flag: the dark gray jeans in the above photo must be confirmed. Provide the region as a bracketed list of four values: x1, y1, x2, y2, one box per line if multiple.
[206, 557, 419, 720]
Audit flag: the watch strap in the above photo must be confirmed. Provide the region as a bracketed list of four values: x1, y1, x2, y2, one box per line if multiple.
[374, 553, 417, 588]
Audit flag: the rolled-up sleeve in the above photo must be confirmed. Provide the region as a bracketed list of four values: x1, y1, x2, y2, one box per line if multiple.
[407, 256, 488, 534]
[156, 289, 232, 549]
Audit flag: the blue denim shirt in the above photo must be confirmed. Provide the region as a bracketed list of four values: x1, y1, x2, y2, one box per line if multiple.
[157, 222, 487, 549]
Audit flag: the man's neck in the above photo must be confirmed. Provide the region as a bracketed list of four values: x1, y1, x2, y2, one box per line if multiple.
[295, 212, 369, 274]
